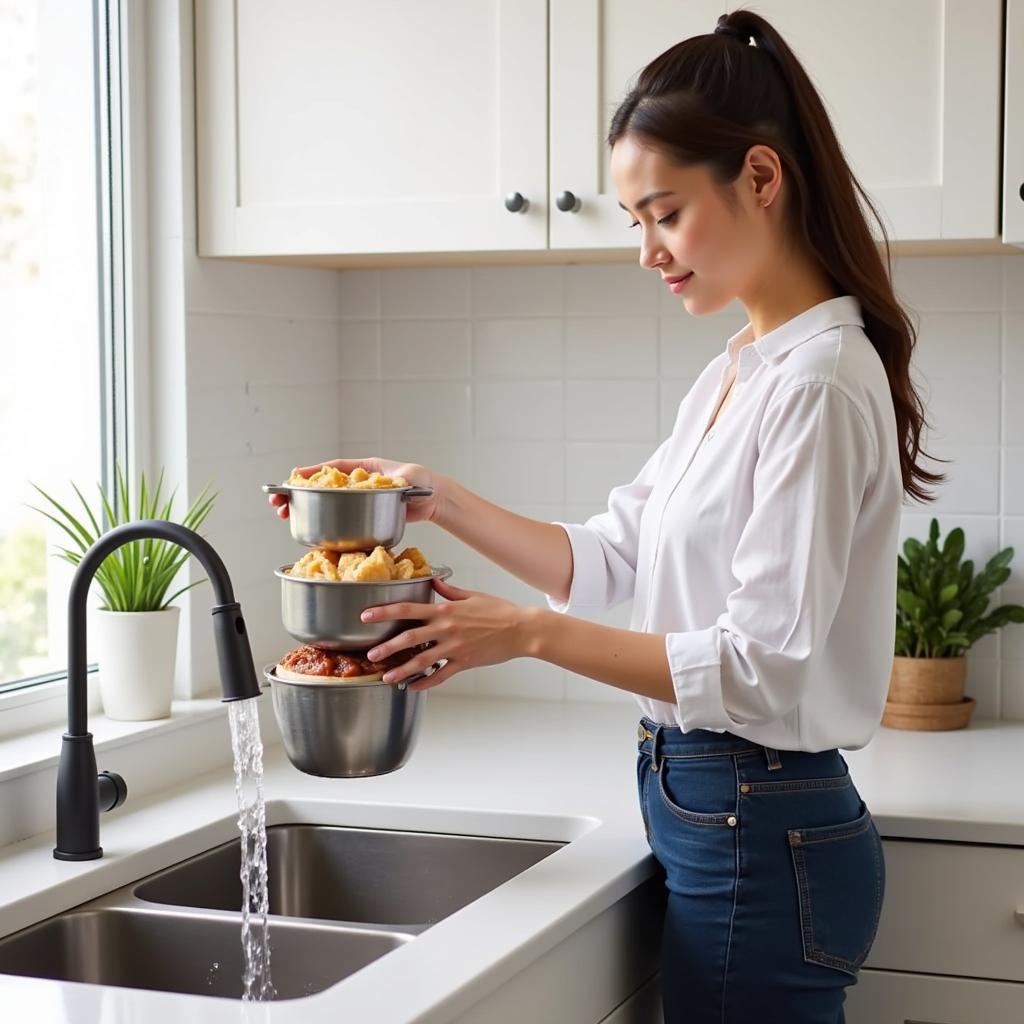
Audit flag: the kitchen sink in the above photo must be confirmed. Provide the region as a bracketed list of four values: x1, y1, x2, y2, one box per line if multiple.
[134, 824, 566, 928]
[0, 903, 409, 1000]
[0, 823, 567, 1001]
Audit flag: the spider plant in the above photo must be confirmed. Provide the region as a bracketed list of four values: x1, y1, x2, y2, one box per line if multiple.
[28, 463, 216, 612]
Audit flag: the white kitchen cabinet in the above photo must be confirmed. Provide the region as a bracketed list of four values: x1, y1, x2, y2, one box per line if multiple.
[596, 972, 662, 1023]
[452, 874, 664, 1024]
[864, 837, 1024, 982]
[841, 837, 1024, 1022]
[196, 0, 1004, 262]
[195, 0, 548, 257]
[550, 0, 1003, 249]
[1006, 0, 1024, 246]
[845, 969, 1024, 1023]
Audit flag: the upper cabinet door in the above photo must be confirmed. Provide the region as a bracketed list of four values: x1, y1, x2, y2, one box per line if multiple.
[196, 0, 548, 257]
[1006, 0, 1024, 247]
[550, 0, 1003, 250]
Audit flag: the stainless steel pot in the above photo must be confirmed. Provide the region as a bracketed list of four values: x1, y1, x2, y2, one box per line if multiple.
[264, 664, 430, 777]
[262, 483, 433, 552]
[276, 564, 453, 650]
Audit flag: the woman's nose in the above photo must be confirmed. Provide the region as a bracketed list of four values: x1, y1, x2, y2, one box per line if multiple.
[638, 237, 668, 271]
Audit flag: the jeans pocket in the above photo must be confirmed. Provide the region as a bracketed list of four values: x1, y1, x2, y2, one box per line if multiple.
[657, 756, 738, 826]
[787, 799, 885, 977]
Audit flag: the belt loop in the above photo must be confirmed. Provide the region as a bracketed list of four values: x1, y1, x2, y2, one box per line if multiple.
[764, 745, 782, 771]
[650, 724, 663, 773]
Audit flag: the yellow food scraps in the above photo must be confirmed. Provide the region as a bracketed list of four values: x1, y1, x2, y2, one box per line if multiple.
[286, 466, 409, 489]
[286, 545, 432, 582]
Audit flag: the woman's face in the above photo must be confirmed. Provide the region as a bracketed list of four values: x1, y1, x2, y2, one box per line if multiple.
[609, 134, 777, 315]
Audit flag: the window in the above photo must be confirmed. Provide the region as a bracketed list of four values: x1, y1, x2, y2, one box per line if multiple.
[0, 0, 124, 695]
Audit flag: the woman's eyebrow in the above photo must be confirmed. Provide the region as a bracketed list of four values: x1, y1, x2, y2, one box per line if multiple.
[618, 190, 676, 213]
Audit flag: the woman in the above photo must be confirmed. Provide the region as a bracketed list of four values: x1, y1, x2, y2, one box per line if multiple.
[270, 10, 943, 1021]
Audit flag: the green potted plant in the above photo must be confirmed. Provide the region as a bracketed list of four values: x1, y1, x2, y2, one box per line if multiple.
[886, 517, 1024, 730]
[29, 464, 215, 721]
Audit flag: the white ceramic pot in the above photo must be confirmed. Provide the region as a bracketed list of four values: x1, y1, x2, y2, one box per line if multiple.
[93, 607, 180, 721]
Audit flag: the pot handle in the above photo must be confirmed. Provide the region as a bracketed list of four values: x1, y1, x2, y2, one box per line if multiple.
[402, 487, 433, 501]
[262, 484, 291, 495]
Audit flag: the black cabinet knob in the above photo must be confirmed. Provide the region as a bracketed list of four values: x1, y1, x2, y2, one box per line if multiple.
[556, 190, 582, 213]
[504, 191, 529, 213]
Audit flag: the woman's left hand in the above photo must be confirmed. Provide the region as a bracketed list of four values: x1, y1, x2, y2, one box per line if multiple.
[361, 578, 534, 690]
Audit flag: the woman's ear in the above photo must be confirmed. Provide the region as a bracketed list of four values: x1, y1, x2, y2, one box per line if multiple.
[745, 143, 782, 208]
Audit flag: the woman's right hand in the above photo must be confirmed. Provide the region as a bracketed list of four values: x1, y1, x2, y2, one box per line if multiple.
[267, 457, 443, 525]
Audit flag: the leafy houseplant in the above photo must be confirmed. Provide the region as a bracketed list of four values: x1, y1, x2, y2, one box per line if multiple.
[30, 464, 215, 720]
[886, 517, 1024, 731]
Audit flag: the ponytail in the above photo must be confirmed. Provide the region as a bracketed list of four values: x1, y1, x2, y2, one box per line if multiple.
[608, 8, 945, 503]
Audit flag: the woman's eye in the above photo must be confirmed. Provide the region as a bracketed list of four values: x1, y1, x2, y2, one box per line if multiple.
[628, 212, 677, 229]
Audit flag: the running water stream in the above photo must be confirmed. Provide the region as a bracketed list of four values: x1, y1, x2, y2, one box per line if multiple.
[229, 698, 275, 1002]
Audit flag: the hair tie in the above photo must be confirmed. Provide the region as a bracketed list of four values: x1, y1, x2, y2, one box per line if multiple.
[714, 22, 751, 43]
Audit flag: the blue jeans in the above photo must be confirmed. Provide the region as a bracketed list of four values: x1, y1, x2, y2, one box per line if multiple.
[636, 716, 885, 1023]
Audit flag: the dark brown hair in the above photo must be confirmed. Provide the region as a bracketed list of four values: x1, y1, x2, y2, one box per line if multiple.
[607, 8, 944, 503]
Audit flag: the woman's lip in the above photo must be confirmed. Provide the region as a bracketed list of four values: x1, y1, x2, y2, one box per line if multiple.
[667, 272, 694, 293]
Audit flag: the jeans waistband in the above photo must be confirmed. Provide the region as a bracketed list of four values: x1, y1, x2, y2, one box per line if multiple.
[636, 716, 815, 772]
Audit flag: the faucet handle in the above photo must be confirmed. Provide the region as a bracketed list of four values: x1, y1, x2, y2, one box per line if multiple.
[98, 770, 127, 812]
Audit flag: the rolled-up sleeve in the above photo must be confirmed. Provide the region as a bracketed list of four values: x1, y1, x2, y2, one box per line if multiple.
[545, 435, 672, 615]
[667, 381, 878, 730]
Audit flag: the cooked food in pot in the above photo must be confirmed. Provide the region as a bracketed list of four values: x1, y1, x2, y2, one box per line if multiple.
[285, 465, 409, 489]
[286, 544, 432, 581]
[274, 642, 431, 683]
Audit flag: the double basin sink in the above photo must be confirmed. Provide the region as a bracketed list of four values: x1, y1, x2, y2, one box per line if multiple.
[0, 824, 565, 1001]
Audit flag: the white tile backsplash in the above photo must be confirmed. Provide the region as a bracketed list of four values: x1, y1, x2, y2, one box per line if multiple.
[473, 318, 564, 377]
[473, 379, 564, 440]
[566, 379, 658, 442]
[181, 254, 1024, 718]
[381, 380, 470, 442]
[381, 319, 471, 378]
[564, 316, 658, 377]
[380, 267, 470, 318]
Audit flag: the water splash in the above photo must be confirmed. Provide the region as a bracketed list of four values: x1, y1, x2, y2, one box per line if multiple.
[229, 697, 275, 1002]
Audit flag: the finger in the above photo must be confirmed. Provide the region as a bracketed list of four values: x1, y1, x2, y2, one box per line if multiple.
[432, 577, 473, 600]
[268, 497, 290, 519]
[268, 493, 287, 507]
[361, 601, 442, 624]
[366, 627, 433, 662]
[382, 650, 444, 685]
[406, 660, 457, 691]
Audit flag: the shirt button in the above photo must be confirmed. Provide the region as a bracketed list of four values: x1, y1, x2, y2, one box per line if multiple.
[727, 815, 738, 827]
[637, 724, 645, 740]
[739, 784, 751, 794]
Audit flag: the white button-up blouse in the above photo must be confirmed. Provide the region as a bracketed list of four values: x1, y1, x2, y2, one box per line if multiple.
[545, 295, 903, 752]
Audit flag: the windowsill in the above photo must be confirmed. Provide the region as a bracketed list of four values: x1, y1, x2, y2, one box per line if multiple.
[0, 696, 228, 784]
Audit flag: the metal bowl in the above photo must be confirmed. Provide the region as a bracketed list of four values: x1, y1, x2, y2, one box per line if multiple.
[276, 564, 453, 650]
[263, 483, 433, 552]
[264, 664, 431, 778]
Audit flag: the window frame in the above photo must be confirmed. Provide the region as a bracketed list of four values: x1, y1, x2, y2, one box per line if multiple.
[0, 0, 139, 718]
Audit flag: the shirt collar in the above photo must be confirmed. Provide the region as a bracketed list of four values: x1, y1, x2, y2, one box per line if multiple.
[725, 294, 865, 368]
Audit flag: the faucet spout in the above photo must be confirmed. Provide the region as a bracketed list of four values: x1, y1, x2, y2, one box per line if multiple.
[55, 519, 262, 860]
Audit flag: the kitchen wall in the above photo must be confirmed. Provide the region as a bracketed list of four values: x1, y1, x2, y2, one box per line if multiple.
[179, 252, 1024, 720]
[156, 1, 1024, 719]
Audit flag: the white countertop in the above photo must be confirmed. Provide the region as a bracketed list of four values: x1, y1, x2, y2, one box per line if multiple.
[1, 693, 1023, 1023]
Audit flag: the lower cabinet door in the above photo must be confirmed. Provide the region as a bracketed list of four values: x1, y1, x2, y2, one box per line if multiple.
[845, 968, 1024, 1023]
[597, 972, 662, 1024]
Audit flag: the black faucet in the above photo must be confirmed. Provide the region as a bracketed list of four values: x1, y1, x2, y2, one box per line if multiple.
[54, 519, 263, 861]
